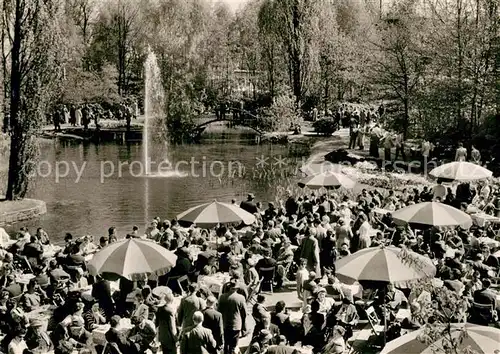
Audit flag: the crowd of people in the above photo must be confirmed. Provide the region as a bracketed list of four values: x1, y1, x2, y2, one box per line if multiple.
[1, 174, 499, 354]
[50, 100, 138, 132]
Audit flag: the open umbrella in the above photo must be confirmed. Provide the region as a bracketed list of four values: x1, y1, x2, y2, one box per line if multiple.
[392, 202, 472, 229]
[429, 161, 492, 181]
[335, 246, 436, 345]
[176, 200, 256, 228]
[298, 170, 356, 190]
[335, 246, 436, 288]
[381, 323, 500, 354]
[88, 238, 177, 281]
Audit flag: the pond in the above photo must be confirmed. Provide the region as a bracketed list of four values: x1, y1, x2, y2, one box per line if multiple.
[6, 131, 309, 243]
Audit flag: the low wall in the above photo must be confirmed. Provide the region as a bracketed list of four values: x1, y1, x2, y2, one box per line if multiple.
[0, 199, 47, 225]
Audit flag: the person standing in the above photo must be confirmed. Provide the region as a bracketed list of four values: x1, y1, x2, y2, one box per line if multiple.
[455, 142, 467, 162]
[156, 292, 178, 354]
[177, 284, 205, 331]
[421, 140, 431, 173]
[383, 133, 393, 162]
[471, 145, 481, 164]
[218, 282, 247, 354]
[393, 133, 405, 161]
[348, 121, 358, 150]
[202, 296, 224, 353]
[369, 124, 382, 158]
[299, 228, 321, 277]
[180, 312, 217, 354]
[75, 105, 82, 126]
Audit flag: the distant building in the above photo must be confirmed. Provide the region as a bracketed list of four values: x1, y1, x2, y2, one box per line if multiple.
[208, 65, 262, 97]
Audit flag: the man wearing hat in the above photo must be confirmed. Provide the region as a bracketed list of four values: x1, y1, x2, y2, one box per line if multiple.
[240, 193, 258, 214]
[25, 318, 53, 353]
[202, 296, 224, 353]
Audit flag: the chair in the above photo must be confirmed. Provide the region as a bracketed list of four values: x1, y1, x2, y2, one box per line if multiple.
[365, 306, 385, 348]
[247, 278, 263, 305]
[258, 267, 276, 294]
[468, 302, 497, 325]
[177, 275, 190, 295]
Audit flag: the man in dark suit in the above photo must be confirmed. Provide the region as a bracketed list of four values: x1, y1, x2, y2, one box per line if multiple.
[92, 275, 114, 320]
[256, 248, 277, 272]
[218, 282, 247, 354]
[473, 278, 497, 308]
[202, 296, 224, 353]
[178, 284, 205, 330]
[180, 311, 217, 354]
[240, 194, 258, 214]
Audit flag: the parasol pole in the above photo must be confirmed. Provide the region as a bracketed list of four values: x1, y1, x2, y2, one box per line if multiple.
[383, 286, 387, 346]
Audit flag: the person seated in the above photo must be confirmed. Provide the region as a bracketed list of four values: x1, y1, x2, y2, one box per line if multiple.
[247, 329, 273, 354]
[67, 316, 94, 351]
[303, 304, 326, 354]
[271, 301, 294, 343]
[266, 335, 297, 354]
[22, 236, 43, 268]
[275, 239, 294, 288]
[25, 317, 53, 353]
[244, 258, 260, 294]
[385, 283, 408, 313]
[128, 315, 157, 353]
[131, 293, 149, 322]
[256, 248, 277, 280]
[473, 278, 497, 309]
[323, 326, 346, 354]
[303, 272, 319, 306]
[332, 296, 358, 341]
[7, 326, 28, 354]
[315, 287, 335, 314]
[83, 301, 106, 330]
[105, 315, 132, 354]
[21, 280, 46, 312]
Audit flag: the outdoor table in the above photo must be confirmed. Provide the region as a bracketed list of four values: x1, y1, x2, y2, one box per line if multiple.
[396, 308, 412, 321]
[374, 207, 392, 215]
[292, 345, 313, 354]
[199, 273, 231, 294]
[477, 237, 500, 248]
[42, 245, 62, 259]
[471, 213, 500, 227]
[289, 310, 303, 325]
[92, 318, 133, 345]
[15, 273, 35, 285]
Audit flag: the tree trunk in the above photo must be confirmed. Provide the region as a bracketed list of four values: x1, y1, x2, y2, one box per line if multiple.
[6, 0, 25, 200]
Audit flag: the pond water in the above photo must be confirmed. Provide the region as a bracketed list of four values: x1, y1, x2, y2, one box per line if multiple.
[8, 132, 309, 243]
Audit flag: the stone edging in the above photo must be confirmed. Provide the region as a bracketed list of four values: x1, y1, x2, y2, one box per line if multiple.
[0, 199, 47, 225]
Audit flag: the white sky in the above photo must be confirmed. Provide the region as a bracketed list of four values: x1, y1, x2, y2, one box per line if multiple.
[222, 0, 249, 12]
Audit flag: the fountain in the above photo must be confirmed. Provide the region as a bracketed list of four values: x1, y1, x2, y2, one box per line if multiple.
[143, 47, 187, 178]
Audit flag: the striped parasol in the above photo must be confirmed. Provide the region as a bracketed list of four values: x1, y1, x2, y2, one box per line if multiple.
[298, 170, 356, 190]
[381, 323, 500, 354]
[392, 202, 472, 229]
[335, 246, 436, 288]
[88, 238, 177, 281]
[176, 200, 256, 228]
[429, 161, 492, 181]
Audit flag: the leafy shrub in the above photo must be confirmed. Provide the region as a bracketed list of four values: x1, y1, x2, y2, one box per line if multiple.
[313, 118, 337, 136]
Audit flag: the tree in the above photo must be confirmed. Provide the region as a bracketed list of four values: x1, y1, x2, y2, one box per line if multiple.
[2, 0, 64, 200]
[370, 0, 431, 139]
[265, 0, 318, 105]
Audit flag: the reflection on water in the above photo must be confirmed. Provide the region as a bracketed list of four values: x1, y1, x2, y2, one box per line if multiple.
[8, 133, 308, 243]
